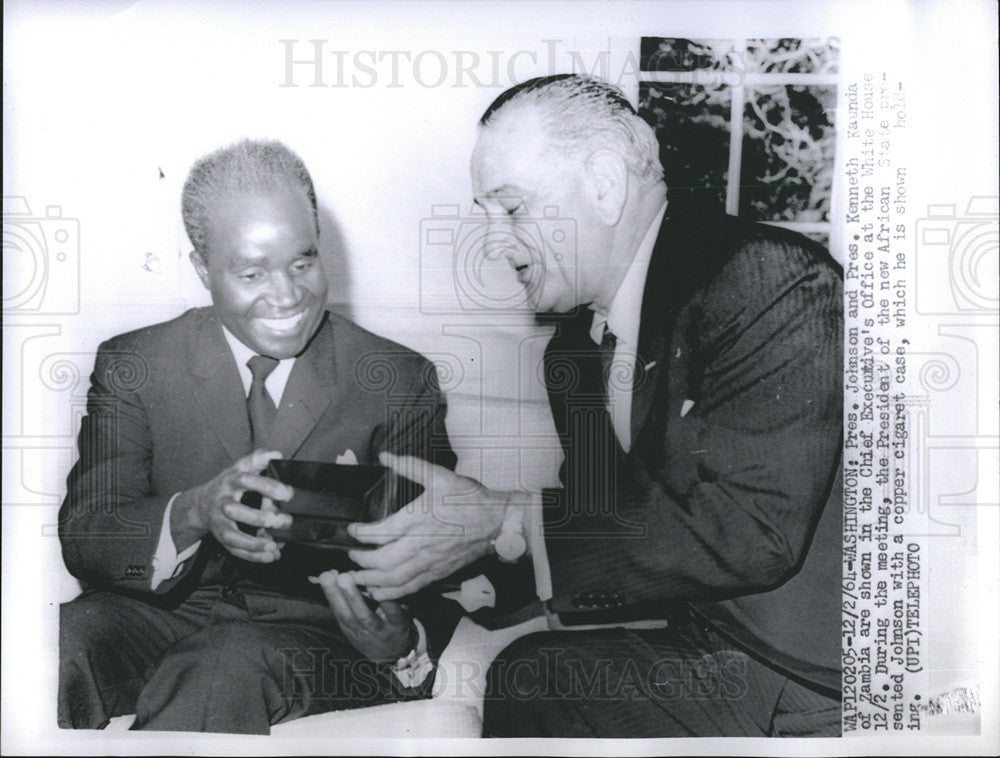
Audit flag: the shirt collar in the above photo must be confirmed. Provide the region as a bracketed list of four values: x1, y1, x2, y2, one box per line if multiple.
[590, 200, 668, 345]
[219, 323, 296, 403]
[220, 324, 258, 370]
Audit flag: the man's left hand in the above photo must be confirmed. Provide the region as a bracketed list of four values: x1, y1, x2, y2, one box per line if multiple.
[345, 452, 509, 600]
[314, 570, 415, 664]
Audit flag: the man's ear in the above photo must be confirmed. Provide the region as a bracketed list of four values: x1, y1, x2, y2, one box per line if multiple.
[189, 249, 211, 290]
[585, 149, 628, 226]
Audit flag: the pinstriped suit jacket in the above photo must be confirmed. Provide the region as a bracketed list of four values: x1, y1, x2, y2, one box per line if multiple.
[540, 211, 843, 694]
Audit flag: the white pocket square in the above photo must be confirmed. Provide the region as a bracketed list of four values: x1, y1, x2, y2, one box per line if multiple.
[442, 574, 496, 613]
[335, 449, 358, 465]
[680, 399, 695, 418]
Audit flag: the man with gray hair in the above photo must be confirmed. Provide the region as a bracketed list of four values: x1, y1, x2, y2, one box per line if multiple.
[59, 138, 460, 733]
[347, 75, 843, 737]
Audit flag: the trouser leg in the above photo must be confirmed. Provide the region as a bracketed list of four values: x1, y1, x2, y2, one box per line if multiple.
[483, 619, 789, 738]
[771, 677, 842, 736]
[58, 589, 208, 729]
[131, 589, 387, 734]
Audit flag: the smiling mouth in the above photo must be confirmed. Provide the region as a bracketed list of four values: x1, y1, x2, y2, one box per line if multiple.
[257, 311, 306, 333]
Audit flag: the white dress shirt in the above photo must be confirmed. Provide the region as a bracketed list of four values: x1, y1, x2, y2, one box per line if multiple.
[589, 201, 667, 453]
[524, 201, 667, 603]
[149, 327, 295, 591]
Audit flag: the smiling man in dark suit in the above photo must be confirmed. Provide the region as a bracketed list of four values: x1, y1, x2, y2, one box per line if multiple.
[58, 139, 459, 733]
[345, 75, 843, 737]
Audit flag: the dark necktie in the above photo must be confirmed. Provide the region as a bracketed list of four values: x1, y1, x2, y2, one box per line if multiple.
[247, 355, 279, 448]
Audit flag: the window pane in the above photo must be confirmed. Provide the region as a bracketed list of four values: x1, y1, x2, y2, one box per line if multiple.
[641, 37, 839, 75]
[739, 85, 837, 222]
[638, 81, 731, 213]
[743, 38, 840, 74]
[640, 37, 737, 72]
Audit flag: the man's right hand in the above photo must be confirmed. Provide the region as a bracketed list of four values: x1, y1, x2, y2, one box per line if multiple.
[171, 449, 294, 562]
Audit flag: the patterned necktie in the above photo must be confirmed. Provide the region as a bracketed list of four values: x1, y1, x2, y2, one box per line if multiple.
[598, 322, 618, 402]
[599, 322, 635, 452]
[247, 355, 279, 448]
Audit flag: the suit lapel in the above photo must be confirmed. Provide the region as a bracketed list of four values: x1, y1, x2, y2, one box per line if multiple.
[629, 211, 740, 446]
[629, 216, 674, 446]
[191, 315, 253, 461]
[270, 315, 337, 458]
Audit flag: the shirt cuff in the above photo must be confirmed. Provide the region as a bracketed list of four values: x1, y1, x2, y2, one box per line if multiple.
[150, 492, 201, 591]
[390, 617, 433, 688]
[520, 491, 553, 602]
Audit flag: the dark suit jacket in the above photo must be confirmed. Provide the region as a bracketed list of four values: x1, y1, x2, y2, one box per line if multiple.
[540, 211, 843, 694]
[59, 307, 460, 659]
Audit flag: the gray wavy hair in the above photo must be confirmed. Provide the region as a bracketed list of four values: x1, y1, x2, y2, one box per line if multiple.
[181, 138, 318, 256]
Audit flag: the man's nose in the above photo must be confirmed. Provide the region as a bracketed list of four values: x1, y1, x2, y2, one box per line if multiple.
[483, 217, 518, 261]
[265, 272, 301, 308]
